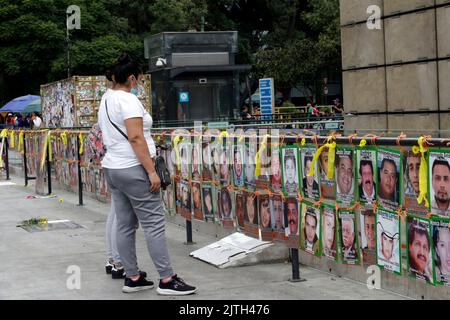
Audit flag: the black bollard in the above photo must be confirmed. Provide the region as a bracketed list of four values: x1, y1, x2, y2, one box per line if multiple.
[46, 136, 52, 195]
[5, 137, 10, 180]
[289, 248, 306, 282]
[76, 134, 83, 206]
[184, 219, 195, 245]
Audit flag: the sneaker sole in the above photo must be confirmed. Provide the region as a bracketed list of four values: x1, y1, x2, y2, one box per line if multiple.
[156, 287, 198, 296]
[122, 285, 154, 293]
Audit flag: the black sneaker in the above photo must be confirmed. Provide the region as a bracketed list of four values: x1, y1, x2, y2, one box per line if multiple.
[122, 275, 154, 293]
[112, 267, 147, 280]
[156, 275, 197, 296]
[105, 260, 114, 275]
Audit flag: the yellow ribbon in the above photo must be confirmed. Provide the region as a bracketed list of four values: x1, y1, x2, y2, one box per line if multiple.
[60, 131, 68, 147]
[173, 135, 183, 171]
[219, 130, 228, 143]
[301, 138, 306, 146]
[255, 134, 270, 177]
[18, 131, 24, 154]
[358, 139, 367, 148]
[0, 129, 7, 139]
[78, 133, 85, 155]
[307, 136, 337, 180]
[9, 130, 15, 149]
[0, 129, 6, 168]
[40, 131, 50, 170]
[413, 137, 429, 208]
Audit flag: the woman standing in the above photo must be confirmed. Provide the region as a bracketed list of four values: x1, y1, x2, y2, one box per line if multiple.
[98, 54, 197, 295]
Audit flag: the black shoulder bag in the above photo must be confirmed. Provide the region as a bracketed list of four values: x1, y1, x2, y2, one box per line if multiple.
[105, 101, 171, 190]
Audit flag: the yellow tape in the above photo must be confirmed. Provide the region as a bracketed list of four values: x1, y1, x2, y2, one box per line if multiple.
[255, 134, 270, 177]
[61, 131, 68, 147]
[78, 133, 85, 155]
[0, 129, 7, 139]
[18, 131, 24, 154]
[173, 135, 183, 171]
[307, 136, 337, 180]
[9, 130, 15, 149]
[40, 131, 50, 170]
[413, 137, 429, 208]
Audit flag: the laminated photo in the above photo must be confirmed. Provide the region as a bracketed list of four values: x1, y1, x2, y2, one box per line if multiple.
[428, 151, 450, 217]
[431, 216, 450, 286]
[376, 209, 401, 274]
[300, 147, 320, 201]
[377, 148, 402, 211]
[322, 205, 337, 260]
[299, 202, 321, 257]
[281, 146, 300, 197]
[357, 149, 377, 205]
[335, 147, 356, 206]
[407, 215, 434, 284]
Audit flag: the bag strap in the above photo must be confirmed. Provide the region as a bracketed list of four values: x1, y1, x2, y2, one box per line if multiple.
[105, 100, 128, 141]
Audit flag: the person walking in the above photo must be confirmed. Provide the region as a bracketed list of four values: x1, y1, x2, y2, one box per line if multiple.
[98, 53, 197, 295]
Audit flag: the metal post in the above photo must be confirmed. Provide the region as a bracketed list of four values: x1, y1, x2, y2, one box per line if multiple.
[289, 248, 306, 282]
[5, 137, 10, 180]
[46, 137, 52, 195]
[76, 134, 83, 206]
[185, 220, 195, 245]
[23, 133, 28, 186]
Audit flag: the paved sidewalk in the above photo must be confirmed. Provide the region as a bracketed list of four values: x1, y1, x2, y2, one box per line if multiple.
[0, 176, 409, 300]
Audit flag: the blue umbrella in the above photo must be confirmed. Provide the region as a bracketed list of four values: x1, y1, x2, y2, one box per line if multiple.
[0, 95, 40, 113]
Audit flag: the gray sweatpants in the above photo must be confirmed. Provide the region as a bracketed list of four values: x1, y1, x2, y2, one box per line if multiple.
[106, 197, 121, 264]
[104, 165, 174, 279]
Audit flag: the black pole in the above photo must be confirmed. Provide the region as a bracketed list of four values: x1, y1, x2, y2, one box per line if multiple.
[185, 220, 195, 245]
[46, 136, 52, 195]
[23, 133, 28, 187]
[5, 137, 10, 180]
[76, 134, 83, 206]
[289, 248, 306, 282]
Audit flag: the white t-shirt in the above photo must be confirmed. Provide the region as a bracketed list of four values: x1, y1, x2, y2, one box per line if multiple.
[98, 89, 156, 169]
[33, 116, 42, 129]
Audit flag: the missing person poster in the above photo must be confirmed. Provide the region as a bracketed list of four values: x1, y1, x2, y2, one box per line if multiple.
[202, 185, 215, 223]
[281, 146, 300, 197]
[271, 147, 282, 193]
[376, 208, 401, 275]
[322, 204, 337, 260]
[220, 187, 235, 229]
[244, 130, 257, 191]
[407, 215, 434, 284]
[377, 148, 402, 211]
[235, 192, 245, 230]
[180, 180, 192, 221]
[258, 194, 273, 241]
[335, 147, 356, 206]
[318, 146, 335, 201]
[431, 216, 450, 286]
[271, 194, 286, 242]
[180, 143, 191, 181]
[202, 141, 213, 182]
[360, 208, 377, 266]
[339, 210, 360, 265]
[192, 182, 203, 221]
[299, 202, 321, 256]
[191, 141, 202, 182]
[357, 148, 377, 205]
[428, 150, 450, 217]
[300, 147, 320, 202]
[219, 146, 231, 187]
[403, 150, 428, 216]
[244, 191, 259, 239]
[285, 197, 300, 248]
[233, 144, 245, 188]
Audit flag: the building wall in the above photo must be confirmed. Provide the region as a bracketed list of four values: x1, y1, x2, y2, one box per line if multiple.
[340, 0, 450, 136]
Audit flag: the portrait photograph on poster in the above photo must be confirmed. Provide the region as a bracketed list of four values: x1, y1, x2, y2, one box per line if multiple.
[284, 197, 300, 248]
[377, 148, 402, 211]
[428, 151, 450, 217]
[235, 192, 245, 229]
[376, 208, 401, 275]
[233, 144, 245, 188]
[300, 202, 321, 256]
[202, 142, 213, 182]
[300, 147, 320, 201]
[211, 144, 221, 182]
[244, 191, 259, 238]
[281, 146, 300, 197]
[360, 208, 376, 266]
[357, 149, 377, 205]
[335, 147, 356, 206]
[407, 215, 434, 284]
[271, 195, 285, 233]
[202, 186, 214, 222]
[220, 187, 234, 228]
[339, 210, 359, 264]
[318, 147, 335, 200]
[180, 180, 192, 220]
[322, 204, 337, 260]
[431, 216, 450, 286]
[192, 182, 203, 221]
[259, 194, 272, 241]
[403, 150, 428, 215]
[180, 143, 191, 181]
[244, 133, 257, 190]
[271, 147, 282, 192]
[220, 147, 230, 186]
[191, 143, 202, 182]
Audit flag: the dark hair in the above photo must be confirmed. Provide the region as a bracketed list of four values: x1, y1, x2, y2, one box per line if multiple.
[113, 53, 142, 84]
[336, 153, 353, 167]
[105, 67, 115, 82]
[408, 223, 430, 249]
[221, 189, 232, 216]
[359, 160, 373, 176]
[432, 158, 450, 175]
[304, 155, 313, 168]
[381, 158, 397, 172]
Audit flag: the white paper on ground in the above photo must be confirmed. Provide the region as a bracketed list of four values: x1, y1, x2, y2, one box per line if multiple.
[190, 232, 272, 267]
[0, 182, 16, 186]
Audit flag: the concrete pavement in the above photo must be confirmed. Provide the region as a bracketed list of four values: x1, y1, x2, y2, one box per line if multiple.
[0, 175, 409, 300]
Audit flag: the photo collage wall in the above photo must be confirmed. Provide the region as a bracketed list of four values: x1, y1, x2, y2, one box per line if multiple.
[160, 133, 450, 287]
